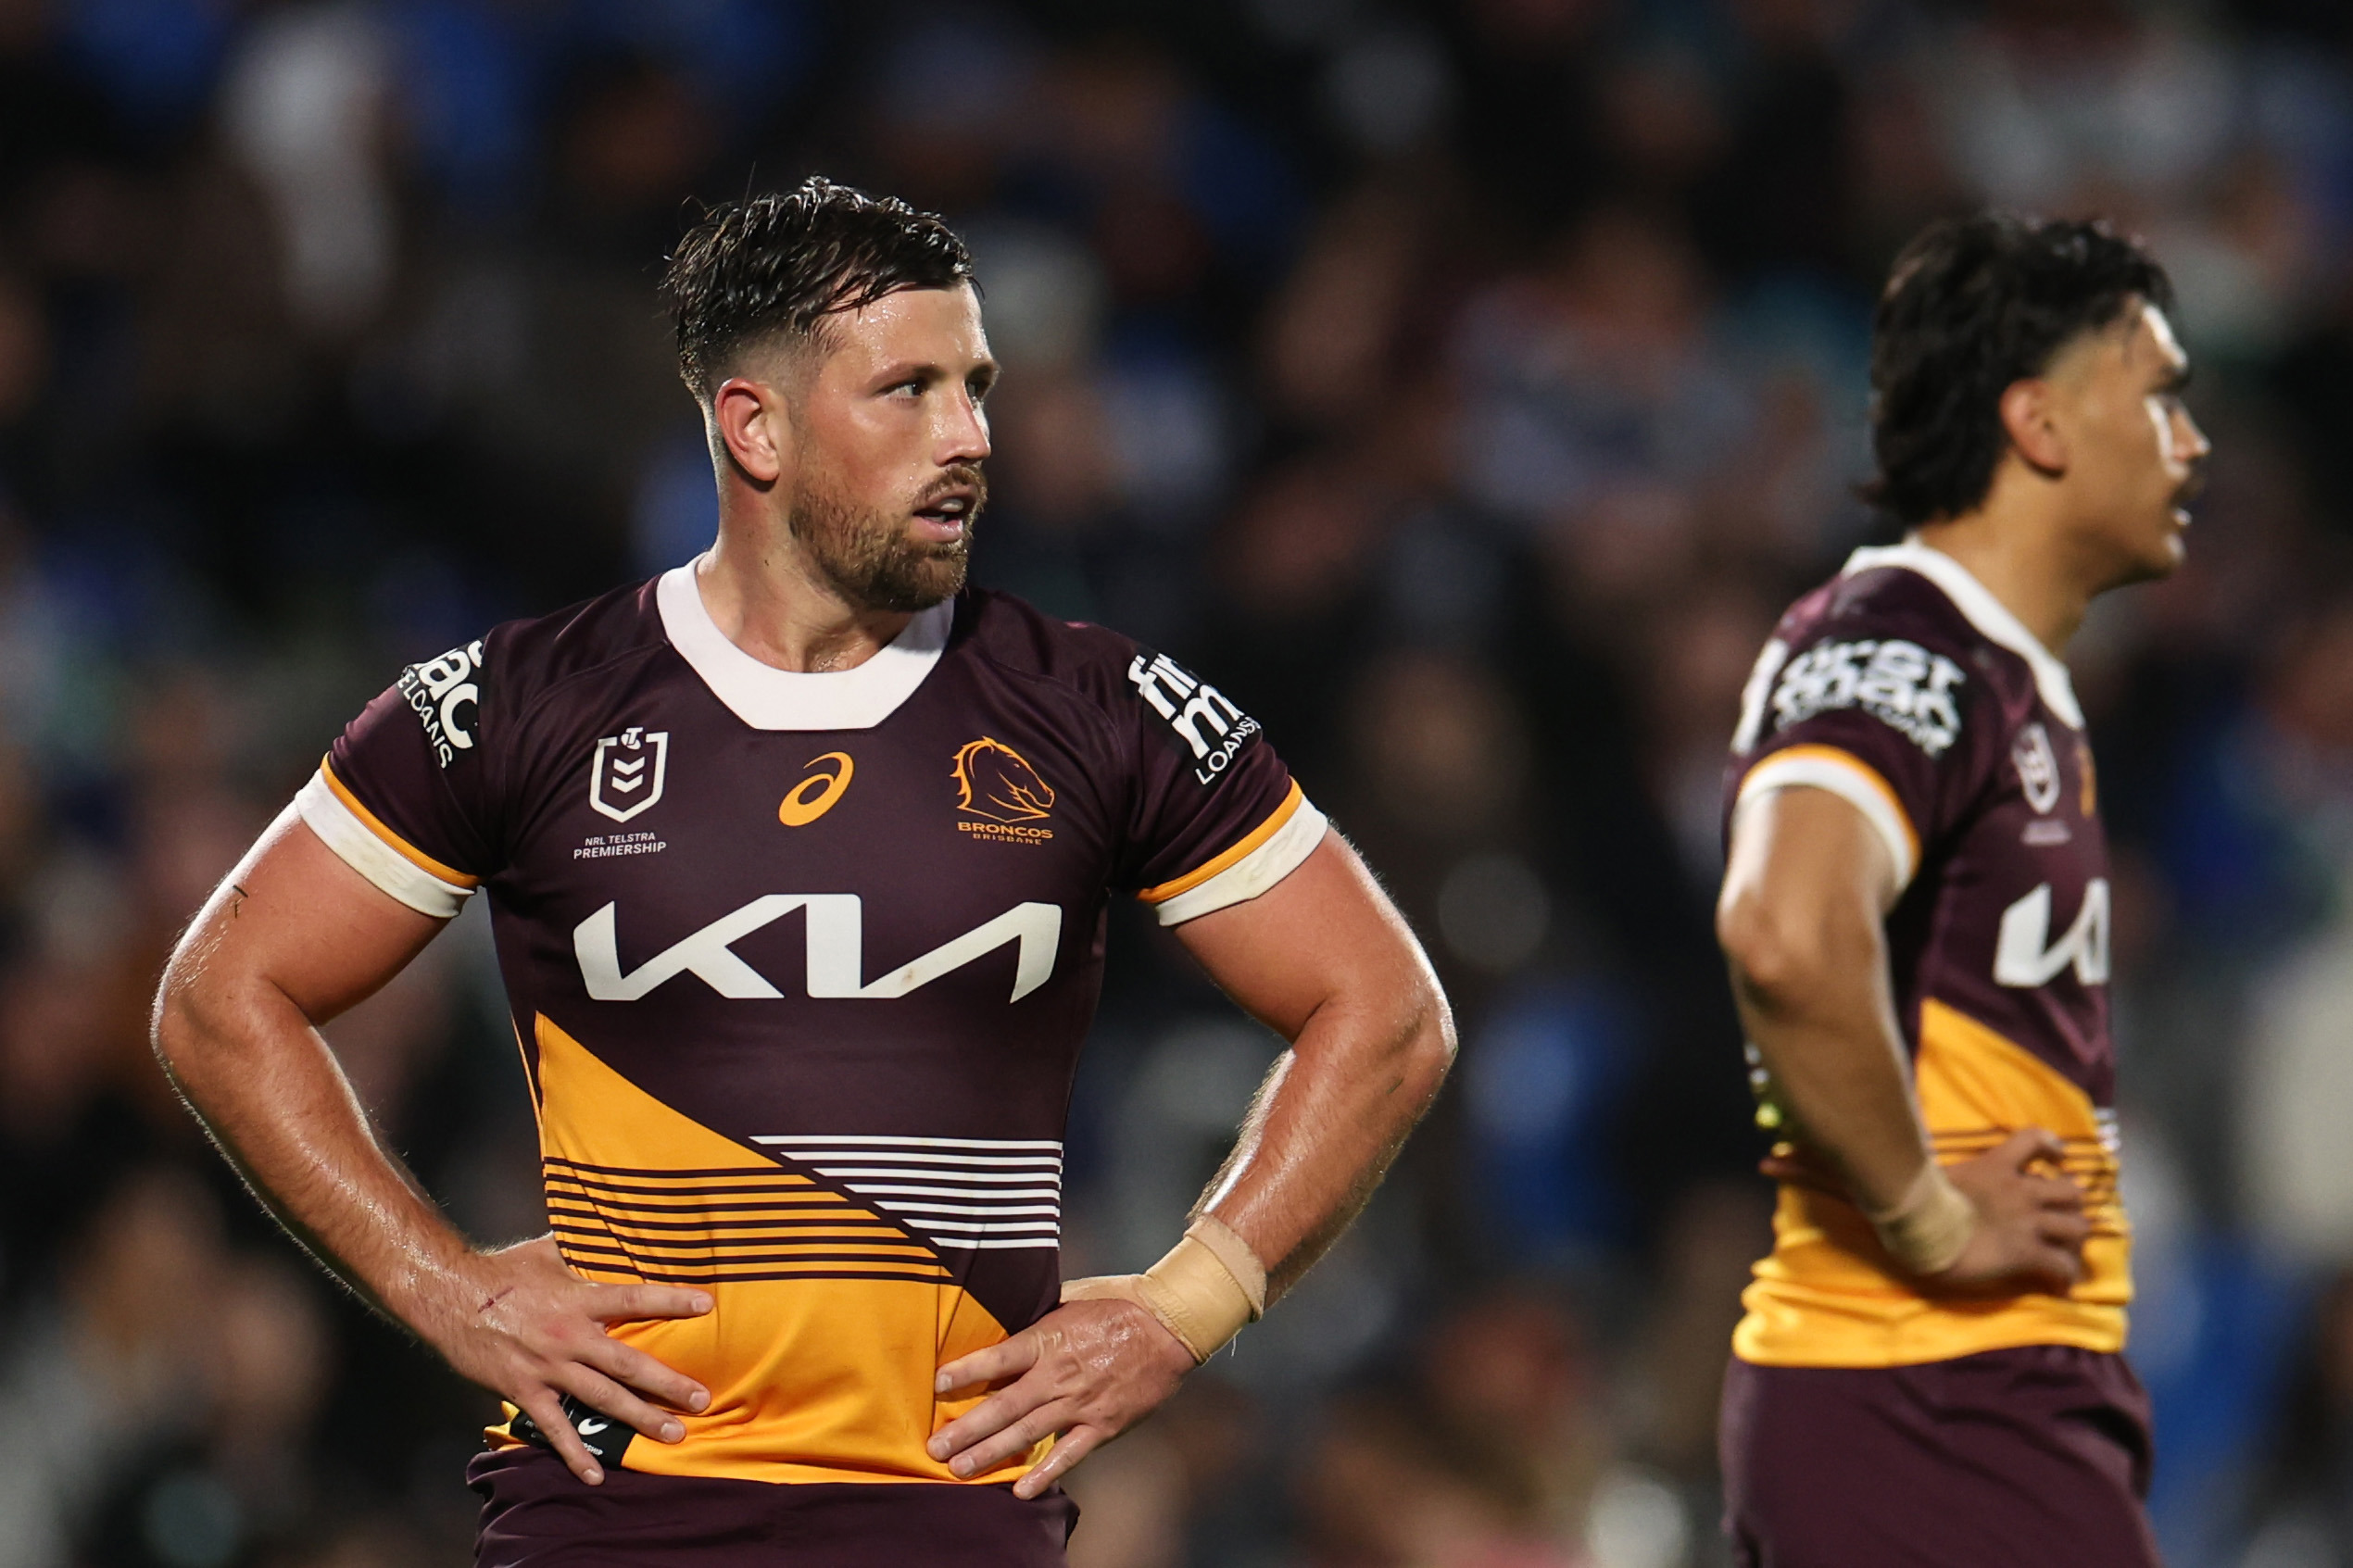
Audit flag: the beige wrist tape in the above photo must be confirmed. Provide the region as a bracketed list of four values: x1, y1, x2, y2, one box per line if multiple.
[1059, 1215, 1267, 1362]
[1866, 1161, 1977, 1277]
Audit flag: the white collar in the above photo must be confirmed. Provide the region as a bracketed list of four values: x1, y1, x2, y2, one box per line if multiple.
[1842, 543, 2082, 729]
[656, 558, 953, 732]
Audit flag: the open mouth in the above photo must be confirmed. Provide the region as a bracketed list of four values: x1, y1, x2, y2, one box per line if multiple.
[912, 484, 978, 541]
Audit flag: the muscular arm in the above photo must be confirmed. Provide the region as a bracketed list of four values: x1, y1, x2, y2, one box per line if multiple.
[1716, 784, 2084, 1292]
[1171, 834, 1454, 1298]
[152, 811, 711, 1485]
[930, 833, 1453, 1491]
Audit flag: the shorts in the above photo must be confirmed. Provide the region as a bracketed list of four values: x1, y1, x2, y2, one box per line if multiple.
[468, 1446, 1078, 1567]
[1719, 1345, 2159, 1568]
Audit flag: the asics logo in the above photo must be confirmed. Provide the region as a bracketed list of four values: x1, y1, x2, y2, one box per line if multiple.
[779, 752, 854, 827]
[575, 896, 1062, 1004]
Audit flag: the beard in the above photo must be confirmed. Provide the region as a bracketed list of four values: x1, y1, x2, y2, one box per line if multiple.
[787, 463, 984, 613]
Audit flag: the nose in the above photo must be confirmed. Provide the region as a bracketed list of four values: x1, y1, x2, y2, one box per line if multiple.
[2174, 405, 2211, 466]
[938, 389, 991, 467]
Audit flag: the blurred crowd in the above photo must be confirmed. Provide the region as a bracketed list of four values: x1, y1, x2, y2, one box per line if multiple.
[1, 0, 2351, 1563]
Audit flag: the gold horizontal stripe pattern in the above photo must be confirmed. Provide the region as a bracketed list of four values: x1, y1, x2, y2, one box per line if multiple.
[544, 1158, 950, 1285]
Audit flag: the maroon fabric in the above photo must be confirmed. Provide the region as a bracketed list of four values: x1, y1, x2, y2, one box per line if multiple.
[1720, 1347, 2160, 1568]
[469, 1447, 1078, 1566]
[1723, 560, 2115, 1106]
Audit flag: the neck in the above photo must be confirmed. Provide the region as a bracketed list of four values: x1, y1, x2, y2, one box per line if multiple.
[696, 525, 915, 673]
[1910, 487, 2097, 654]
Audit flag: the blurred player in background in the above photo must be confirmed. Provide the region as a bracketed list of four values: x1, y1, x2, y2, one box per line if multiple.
[149, 178, 1453, 1566]
[1713, 214, 2208, 1566]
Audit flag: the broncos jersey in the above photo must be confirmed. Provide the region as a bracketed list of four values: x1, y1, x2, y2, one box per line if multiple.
[295, 561, 1326, 1491]
[1723, 544, 2128, 1369]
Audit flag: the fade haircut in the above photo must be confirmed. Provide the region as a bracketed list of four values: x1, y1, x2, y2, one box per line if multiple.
[1865, 212, 2173, 526]
[662, 176, 976, 400]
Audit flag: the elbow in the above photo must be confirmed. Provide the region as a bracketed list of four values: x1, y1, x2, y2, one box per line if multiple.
[1715, 884, 1828, 1014]
[149, 936, 234, 1091]
[1391, 974, 1457, 1112]
[149, 958, 205, 1084]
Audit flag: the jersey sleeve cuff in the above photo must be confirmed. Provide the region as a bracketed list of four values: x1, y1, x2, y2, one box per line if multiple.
[1734, 746, 1920, 891]
[296, 763, 479, 919]
[1139, 784, 1329, 927]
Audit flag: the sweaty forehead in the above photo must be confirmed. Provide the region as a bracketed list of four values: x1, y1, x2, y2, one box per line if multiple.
[824, 282, 989, 363]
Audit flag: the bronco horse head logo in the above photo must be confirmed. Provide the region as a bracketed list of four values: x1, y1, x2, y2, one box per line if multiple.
[951, 737, 1055, 823]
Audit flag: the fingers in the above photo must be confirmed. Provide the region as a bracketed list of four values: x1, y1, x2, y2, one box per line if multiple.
[943, 1397, 1076, 1479]
[581, 1336, 710, 1415]
[2036, 1209, 2091, 1252]
[584, 1284, 714, 1324]
[513, 1388, 605, 1486]
[936, 1331, 1039, 1399]
[1013, 1425, 1103, 1500]
[2025, 1173, 2085, 1211]
[927, 1371, 1052, 1469]
[1994, 1126, 2068, 1172]
[556, 1364, 688, 1446]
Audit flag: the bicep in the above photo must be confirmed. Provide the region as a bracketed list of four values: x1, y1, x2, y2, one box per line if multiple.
[1170, 832, 1437, 1043]
[174, 807, 450, 1025]
[1718, 785, 1897, 994]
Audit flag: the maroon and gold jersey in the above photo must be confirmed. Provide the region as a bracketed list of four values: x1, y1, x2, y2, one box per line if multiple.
[1722, 544, 2127, 1369]
[294, 562, 1327, 1488]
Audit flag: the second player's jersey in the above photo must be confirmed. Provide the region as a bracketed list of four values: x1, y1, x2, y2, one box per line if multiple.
[295, 562, 1326, 1487]
[1723, 544, 2128, 1369]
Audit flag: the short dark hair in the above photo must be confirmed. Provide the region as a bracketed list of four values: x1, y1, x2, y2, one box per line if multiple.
[1864, 212, 2173, 526]
[662, 177, 975, 399]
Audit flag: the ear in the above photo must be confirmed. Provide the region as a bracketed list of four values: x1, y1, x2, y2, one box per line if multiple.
[711, 376, 789, 484]
[1995, 377, 2069, 477]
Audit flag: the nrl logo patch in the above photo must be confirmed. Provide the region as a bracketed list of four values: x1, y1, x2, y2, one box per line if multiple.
[591, 727, 670, 822]
[2013, 722, 2061, 815]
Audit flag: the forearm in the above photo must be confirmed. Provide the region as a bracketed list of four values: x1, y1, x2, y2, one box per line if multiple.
[155, 925, 482, 1332]
[1726, 934, 1931, 1214]
[1193, 991, 1451, 1300]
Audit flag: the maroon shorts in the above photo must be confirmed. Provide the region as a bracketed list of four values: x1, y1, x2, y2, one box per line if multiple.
[468, 1447, 1078, 1567]
[1719, 1346, 2159, 1568]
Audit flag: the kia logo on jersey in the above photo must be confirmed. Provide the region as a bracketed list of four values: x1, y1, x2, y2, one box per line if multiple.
[590, 729, 670, 822]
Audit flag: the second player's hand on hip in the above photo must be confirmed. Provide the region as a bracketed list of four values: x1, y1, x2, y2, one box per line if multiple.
[928, 1296, 1196, 1499]
[1928, 1127, 2091, 1297]
[424, 1235, 713, 1486]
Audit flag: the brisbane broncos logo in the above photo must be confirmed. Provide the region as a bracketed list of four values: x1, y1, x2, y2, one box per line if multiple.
[951, 737, 1055, 824]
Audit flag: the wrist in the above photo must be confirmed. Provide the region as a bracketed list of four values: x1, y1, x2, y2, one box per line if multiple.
[1865, 1160, 1975, 1276]
[1063, 1215, 1267, 1362]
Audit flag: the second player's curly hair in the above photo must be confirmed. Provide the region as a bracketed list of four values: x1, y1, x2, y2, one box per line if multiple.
[662, 176, 975, 399]
[1864, 212, 2172, 527]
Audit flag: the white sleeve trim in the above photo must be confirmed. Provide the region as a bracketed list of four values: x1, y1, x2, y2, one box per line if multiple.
[295, 771, 474, 919]
[1734, 753, 1919, 892]
[1152, 800, 1330, 927]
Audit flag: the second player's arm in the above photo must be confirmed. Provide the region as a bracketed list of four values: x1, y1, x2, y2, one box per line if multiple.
[929, 832, 1453, 1492]
[1715, 784, 2086, 1293]
[151, 813, 714, 1486]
